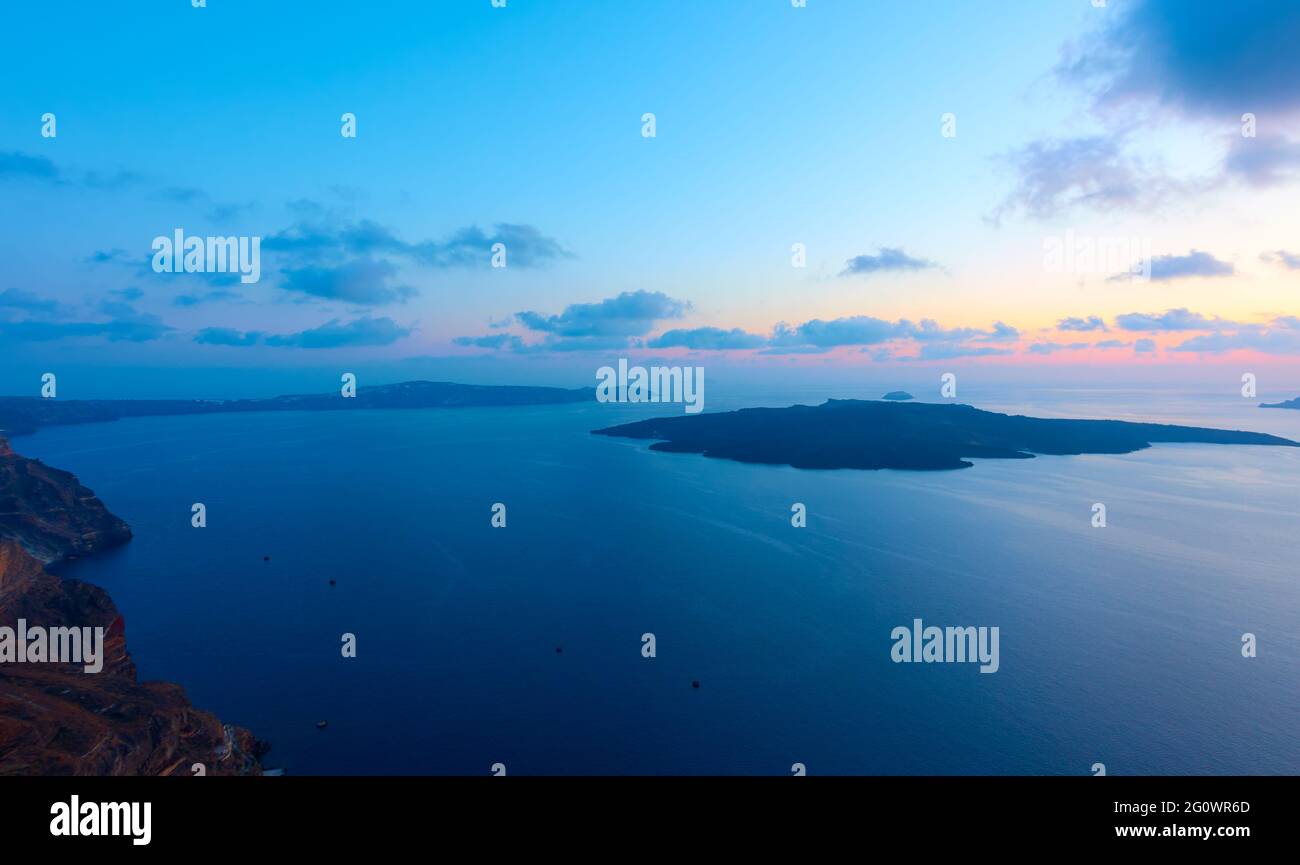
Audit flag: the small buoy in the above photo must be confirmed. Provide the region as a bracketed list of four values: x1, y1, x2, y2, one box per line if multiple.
[316, 720, 328, 729]
[555, 646, 563, 654]
[263, 555, 271, 562]
[691, 680, 700, 689]
[328, 579, 336, 586]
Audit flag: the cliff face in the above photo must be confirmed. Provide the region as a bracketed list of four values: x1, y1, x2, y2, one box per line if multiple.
[0, 437, 264, 776]
[0, 437, 132, 563]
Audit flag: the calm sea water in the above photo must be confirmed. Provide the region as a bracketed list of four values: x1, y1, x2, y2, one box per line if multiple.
[17, 385, 1300, 775]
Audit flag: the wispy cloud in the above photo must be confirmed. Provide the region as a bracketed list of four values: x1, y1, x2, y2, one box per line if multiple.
[195, 317, 411, 349]
[1261, 249, 1300, 269]
[1057, 315, 1108, 332]
[839, 247, 938, 277]
[1114, 308, 1232, 331]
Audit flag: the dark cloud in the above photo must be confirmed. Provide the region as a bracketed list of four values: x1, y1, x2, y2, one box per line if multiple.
[839, 247, 937, 277]
[1059, 0, 1300, 118]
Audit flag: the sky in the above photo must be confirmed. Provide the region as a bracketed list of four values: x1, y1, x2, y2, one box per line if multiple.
[3, 0, 1300, 397]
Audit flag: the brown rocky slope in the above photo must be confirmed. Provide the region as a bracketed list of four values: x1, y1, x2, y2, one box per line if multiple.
[0, 436, 265, 775]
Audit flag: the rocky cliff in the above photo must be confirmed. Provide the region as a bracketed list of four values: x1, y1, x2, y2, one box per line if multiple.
[0, 437, 265, 775]
[0, 436, 133, 563]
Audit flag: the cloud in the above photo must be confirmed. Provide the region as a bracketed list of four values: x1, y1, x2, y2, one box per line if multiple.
[279, 259, 416, 305]
[1026, 340, 1131, 355]
[647, 327, 767, 350]
[0, 311, 172, 343]
[1057, 315, 1108, 332]
[199, 318, 413, 350]
[515, 290, 688, 339]
[1171, 317, 1300, 353]
[769, 316, 902, 350]
[453, 334, 525, 351]
[1114, 308, 1230, 331]
[174, 289, 243, 307]
[1028, 342, 1089, 355]
[0, 151, 140, 190]
[991, 135, 1174, 221]
[156, 186, 255, 222]
[1134, 338, 1157, 353]
[0, 151, 59, 183]
[458, 301, 1021, 358]
[264, 219, 570, 269]
[1059, 0, 1300, 119]
[263, 317, 412, 349]
[1261, 249, 1300, 269]
[0, 288, 61, 314]
[1222, 134, 1300, 187]
[986, 321, 1020, 342]
[87, 248, 132, 265]
[916, 343, 1014, 360]
[1110, 249, 1234, 282]
[839, 247, 937, 277]
[195, 327, 263, 346]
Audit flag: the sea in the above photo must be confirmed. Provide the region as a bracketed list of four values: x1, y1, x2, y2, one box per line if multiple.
[16, 382, 1300, 775]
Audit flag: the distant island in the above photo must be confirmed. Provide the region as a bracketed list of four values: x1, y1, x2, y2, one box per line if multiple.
[0, 380, 593, 436]
[882, 391, 914, 401]
[592, 399, 1299, 471]
[1259, 397, 1300, 410]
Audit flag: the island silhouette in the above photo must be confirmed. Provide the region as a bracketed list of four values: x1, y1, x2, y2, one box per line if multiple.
[593, 398, 1299, 471]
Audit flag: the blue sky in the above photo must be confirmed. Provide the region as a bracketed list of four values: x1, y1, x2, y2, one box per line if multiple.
[4, 1, 1300, 396]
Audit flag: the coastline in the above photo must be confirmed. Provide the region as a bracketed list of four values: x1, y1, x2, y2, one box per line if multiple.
[0, 434, 267, 776]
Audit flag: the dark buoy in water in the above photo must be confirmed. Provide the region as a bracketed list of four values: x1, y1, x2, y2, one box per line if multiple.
[328, 579, 336, 586]
[555, 646, 563, 654]
[316, 720, 328, 729]
[691, 680, 700, 689]
[263, 555, 271, 562]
